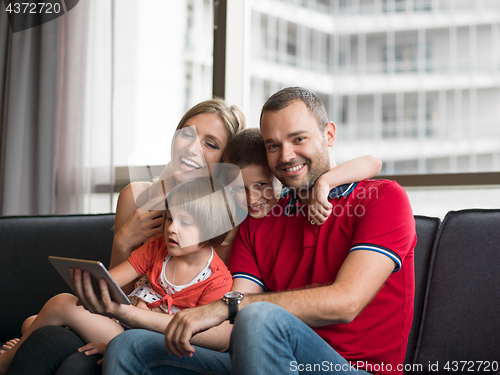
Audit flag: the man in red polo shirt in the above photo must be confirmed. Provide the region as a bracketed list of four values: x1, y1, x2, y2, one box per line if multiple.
[93, 87, 415, 375]
[158, 87, 416, 375]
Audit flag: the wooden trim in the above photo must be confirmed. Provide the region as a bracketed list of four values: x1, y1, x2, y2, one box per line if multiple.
[376, 172, 500, 187]
[212, 0, 227, 99]
[102, 168, 500, 193]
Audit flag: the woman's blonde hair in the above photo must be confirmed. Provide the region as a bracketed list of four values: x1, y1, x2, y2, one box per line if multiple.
[176, 98, 246, 139]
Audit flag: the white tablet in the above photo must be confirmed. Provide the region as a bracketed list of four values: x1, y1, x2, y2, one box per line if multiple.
[48, 256, 131, 305]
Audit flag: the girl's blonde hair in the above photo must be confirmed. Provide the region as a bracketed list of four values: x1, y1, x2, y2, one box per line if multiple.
[163, 177, 236, 250]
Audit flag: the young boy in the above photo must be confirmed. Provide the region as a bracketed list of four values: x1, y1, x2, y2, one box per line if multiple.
[215, 128, 382, 264]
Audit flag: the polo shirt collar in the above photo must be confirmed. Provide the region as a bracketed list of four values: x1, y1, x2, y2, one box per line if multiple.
[285, 182, 359, 216]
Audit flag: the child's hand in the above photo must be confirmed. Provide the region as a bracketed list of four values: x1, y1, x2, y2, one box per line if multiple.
[135, 299, 150, 310]
[135, 299, 162, 313]
[309, 175, 333, 226]
[78, 342, 107, 365]
[0, 338, 19, 354]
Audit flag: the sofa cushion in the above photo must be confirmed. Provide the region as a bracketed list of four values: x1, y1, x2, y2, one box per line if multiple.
[413, 209, 500, 373]
[0, 214, 115, 342]
[405, 215, 440, 370]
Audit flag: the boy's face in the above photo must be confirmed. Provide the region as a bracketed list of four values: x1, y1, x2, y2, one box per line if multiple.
[233, 165, 281, 219]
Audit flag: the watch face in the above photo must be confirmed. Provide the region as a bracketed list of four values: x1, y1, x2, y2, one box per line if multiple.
[224, 291, 243, 300]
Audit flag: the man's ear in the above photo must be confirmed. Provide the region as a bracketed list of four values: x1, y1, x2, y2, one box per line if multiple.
[324, 122, 336, 147]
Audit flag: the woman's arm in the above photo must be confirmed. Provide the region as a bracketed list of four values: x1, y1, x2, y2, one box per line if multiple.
[111, 183, 163, 269]
[309, 155, 382, 225]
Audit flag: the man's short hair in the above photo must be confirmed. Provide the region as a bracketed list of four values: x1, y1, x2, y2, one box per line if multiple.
[260, 87, 329, 132]
[163, 177, 235, 250]
[222, 128, 268, 170]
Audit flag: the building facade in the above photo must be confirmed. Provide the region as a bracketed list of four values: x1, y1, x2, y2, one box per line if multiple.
[246, 0, 500, 175]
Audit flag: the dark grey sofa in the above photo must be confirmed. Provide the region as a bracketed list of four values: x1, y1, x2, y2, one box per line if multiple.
[1, 210, 499, 374]
[0, 214, 115, 343]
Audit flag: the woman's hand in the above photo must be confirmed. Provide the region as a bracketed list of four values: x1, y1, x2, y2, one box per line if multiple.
[114, 207, 163, 254]
[78, 342, 107, 365]
[111, 183, 165, 269]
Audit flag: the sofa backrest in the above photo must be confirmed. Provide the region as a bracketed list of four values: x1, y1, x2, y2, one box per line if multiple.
[412, 209, 500, 373]
[405, 215, 441, 370]
[0, 214, 115, 342]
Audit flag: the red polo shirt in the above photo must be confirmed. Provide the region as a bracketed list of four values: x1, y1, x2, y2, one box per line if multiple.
[230, 179, 416, 375]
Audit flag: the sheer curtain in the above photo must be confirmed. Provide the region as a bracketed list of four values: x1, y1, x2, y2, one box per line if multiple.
[0, 0, 115, 216]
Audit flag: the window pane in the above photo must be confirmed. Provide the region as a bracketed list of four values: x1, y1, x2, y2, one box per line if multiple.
[245, 0, 500, 174]
[243, 0, 500, 215]
[114, 0, 213, 169]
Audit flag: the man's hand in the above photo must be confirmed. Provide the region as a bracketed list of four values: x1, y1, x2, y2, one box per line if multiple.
[164, 300, 229, 358]
[70, 268, 125, 319]
[309, 175, 333, 226]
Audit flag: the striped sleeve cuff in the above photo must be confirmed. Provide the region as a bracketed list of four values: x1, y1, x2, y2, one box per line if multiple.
[350, 244, 402, 272]
[232, 272, 268, 291]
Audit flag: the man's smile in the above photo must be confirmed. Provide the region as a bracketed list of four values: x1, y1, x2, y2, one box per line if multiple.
[283, 164, 305, 173]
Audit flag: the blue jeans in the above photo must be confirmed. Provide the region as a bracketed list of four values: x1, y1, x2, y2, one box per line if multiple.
[103, 302, 370, 375]
[103, 330, 231, 375]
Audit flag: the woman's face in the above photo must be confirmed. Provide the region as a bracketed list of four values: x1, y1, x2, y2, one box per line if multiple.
[171, 112, 229, 182]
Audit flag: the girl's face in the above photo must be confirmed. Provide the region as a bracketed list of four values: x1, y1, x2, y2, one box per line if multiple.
[171, 112, 229, 183]
[164, 209, 203, 257]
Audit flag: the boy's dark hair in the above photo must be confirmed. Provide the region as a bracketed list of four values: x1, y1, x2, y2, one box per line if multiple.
[163, 177, 235, 250]
[222, 128, 268, 169]
[260, 86, 328, 132]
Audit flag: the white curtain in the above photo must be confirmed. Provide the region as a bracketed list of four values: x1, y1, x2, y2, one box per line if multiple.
[0, 0, 115, 215]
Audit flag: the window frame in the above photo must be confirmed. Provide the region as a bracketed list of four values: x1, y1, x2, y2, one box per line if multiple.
[109, 1, 500, 194]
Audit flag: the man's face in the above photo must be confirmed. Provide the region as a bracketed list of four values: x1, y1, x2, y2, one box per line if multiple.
[260, 100, 335, 194]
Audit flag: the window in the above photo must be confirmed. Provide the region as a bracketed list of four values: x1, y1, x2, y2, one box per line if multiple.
[113, 0, 214, 193]
[232, 0, 500, 217]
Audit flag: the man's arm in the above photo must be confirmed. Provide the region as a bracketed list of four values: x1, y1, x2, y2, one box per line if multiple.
[163, 252, 393, 357]
[163, 278, 264, 357]
[238, 250, 395, 326]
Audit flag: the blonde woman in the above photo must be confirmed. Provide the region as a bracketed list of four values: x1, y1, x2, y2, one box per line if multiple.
[112, 98, 245, 275]
[4, 99, 245, 375]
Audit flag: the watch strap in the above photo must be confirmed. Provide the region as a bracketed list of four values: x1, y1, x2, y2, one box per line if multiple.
[228, 301, 238, 324]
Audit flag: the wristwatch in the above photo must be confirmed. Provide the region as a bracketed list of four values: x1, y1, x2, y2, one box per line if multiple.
[222, 292, 244, 324]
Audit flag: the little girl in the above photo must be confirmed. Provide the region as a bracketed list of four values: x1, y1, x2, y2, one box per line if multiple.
[0, 177, 234, 374]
